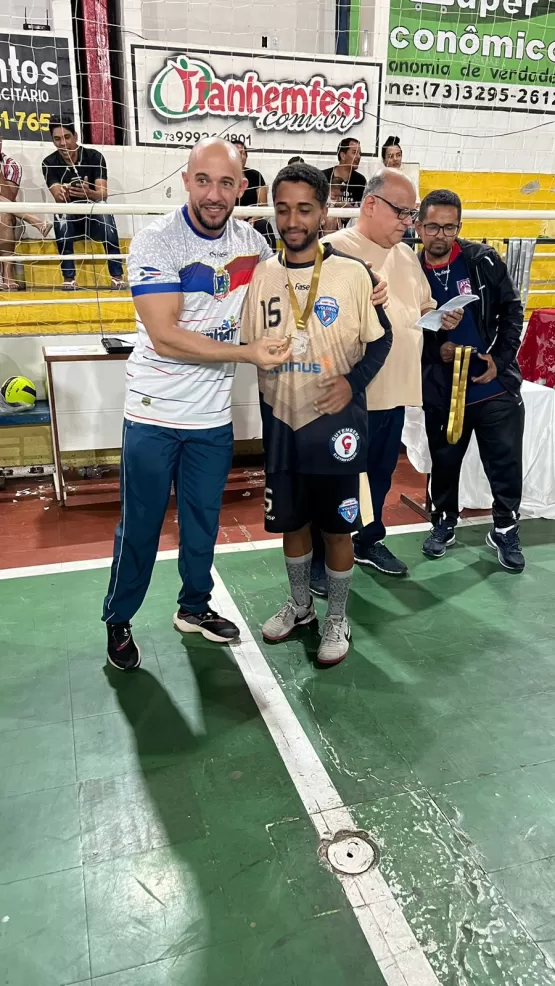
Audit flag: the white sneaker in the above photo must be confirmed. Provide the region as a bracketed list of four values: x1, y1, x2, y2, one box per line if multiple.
[317, 616, 351, 666]
[262, 597, 317, 642]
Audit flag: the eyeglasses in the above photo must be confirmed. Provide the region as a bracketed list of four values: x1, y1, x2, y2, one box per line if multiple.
[421, 223, 460, 236]
[372, 194, 419, 223]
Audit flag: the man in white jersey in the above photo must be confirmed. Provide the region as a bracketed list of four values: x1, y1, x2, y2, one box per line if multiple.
[103, 138, 291, 671]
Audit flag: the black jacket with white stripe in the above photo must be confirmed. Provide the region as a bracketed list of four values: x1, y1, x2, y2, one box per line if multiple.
[420, 238, 523, 406]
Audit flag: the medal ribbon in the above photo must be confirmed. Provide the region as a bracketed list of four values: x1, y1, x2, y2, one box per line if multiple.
[280, 241, 324, 332]
[447, 345, 472, 445]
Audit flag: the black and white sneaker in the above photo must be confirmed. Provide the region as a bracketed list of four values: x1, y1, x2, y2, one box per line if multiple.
[422, 522, 456, 559]
[106, 622, 141, 671]
[173, 607, 240, 643]
[486, 525, 525, 572]
[353, 541, 408, 576]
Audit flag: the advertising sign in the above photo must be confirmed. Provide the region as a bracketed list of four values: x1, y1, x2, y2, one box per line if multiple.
[386, 0, 555, 114]
[130, 42, 382, 155]
[0, 31, 79, 141]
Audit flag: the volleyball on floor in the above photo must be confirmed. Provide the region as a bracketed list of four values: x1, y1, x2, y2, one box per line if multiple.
[0, 376, 37, 408]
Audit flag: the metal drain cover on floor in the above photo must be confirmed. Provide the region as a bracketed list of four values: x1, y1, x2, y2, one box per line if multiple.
[322, 830, 379, 875]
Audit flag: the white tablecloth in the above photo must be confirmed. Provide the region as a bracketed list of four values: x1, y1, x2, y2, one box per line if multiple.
[402, 381, 555, 519]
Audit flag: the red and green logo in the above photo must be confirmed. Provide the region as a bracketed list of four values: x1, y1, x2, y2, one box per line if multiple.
[149, 54, 368, 134]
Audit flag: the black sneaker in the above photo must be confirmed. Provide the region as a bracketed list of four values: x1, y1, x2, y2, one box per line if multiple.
[173, 607, 240, 643]
[353, 540, 408, 576]
[422, 522, 456, 559]
[486, 525, 525, 572]
[309, 564, 328, 598]
[106, 622, 141, 671]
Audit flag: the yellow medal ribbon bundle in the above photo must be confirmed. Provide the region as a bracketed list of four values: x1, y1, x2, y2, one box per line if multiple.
[447, 345, 472, 445]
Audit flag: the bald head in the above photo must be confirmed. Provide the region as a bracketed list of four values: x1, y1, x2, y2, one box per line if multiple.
[362, 167, 414, 203]
[183, 137, 247, 236]
[187, 136, 243, 179]
[358, 167, 417, 249]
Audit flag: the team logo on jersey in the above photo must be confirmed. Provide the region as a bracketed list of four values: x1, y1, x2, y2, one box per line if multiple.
[330, 428, 360, 462]
[138, 266, 162, 281]
[214, 268, 230, 300]
[314, 296, 339, 327]
[457, 278, 472, 296]
[338, 497, 359, 523]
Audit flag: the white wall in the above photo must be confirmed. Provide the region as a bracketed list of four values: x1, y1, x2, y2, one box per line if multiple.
[138, 0, 336, 55]
[1, 0, 70, 34]
[381, 103, 555, 175]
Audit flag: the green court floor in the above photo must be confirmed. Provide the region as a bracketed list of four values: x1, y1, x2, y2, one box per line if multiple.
[2, 521, 555, 984]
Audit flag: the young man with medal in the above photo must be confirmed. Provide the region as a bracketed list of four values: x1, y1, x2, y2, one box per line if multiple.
[241, 163, 392, 665]
[416, 189, 525, 572]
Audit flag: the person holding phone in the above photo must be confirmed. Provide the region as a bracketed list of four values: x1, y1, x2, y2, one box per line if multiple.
[42, 118, 126, 291]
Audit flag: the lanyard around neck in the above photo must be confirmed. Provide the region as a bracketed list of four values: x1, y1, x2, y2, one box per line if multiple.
[280, 241, 324, 331]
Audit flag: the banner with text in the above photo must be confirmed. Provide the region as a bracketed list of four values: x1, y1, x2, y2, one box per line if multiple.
[386, 0, 555, 115]
[0, 31, 79, 142]
[129, 43, 382, 155]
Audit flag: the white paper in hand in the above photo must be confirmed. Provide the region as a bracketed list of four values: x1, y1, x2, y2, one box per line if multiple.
[417, 293, 479, 332]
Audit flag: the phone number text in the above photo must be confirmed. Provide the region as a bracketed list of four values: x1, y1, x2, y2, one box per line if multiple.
[0, 111, 51, 133]
[386, 80, 555, 115]
[151, 130, 252, 145]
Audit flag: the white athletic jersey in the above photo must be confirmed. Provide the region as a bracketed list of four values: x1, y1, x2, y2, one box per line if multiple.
[126, 206, 272, 429]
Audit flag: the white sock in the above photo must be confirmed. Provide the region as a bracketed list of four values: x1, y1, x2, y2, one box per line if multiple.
[495, 525, 516, 534]
[325, 566, 353, 621]
[285, 551, 312, 609]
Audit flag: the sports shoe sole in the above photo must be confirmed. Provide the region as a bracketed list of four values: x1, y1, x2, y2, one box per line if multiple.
[354, 553, 408, 576]
[262, 611, 318, 643]
[106, 643, 141, 672]
[422, 534, 456, 559]
[173, 612, 240, 644]
[485, 533, 525, 572]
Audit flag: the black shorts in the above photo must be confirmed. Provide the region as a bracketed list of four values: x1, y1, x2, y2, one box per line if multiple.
[264, 473, 363, 535]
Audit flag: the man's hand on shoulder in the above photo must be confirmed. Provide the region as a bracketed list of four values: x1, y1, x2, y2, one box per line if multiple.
[364, 262, 388, 309]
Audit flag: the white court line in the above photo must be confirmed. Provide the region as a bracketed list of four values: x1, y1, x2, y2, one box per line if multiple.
[210, 567, 440, 986]
[0, 515, 499, 582]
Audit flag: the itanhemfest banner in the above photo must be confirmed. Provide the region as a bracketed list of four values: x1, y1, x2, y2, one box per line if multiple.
[386, 0, 555, 114]
[129, 42, 382, 155]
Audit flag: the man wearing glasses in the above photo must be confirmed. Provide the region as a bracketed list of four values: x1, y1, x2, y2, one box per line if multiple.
[309, 168, 462, 589]
[416, 189, 525, 572]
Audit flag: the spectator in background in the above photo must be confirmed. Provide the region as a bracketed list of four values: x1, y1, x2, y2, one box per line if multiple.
[322, 138, 366, 207]
[0, 138, 52, 290]
[234, 139, 268, 207]
[321, 179, 346, 236]
[42, 119, 126, 291]
[381, 136, 403, 169]
[381, 135, 417, 247]
[288, 156, 305, 165]
[233, 138, 275, 249]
